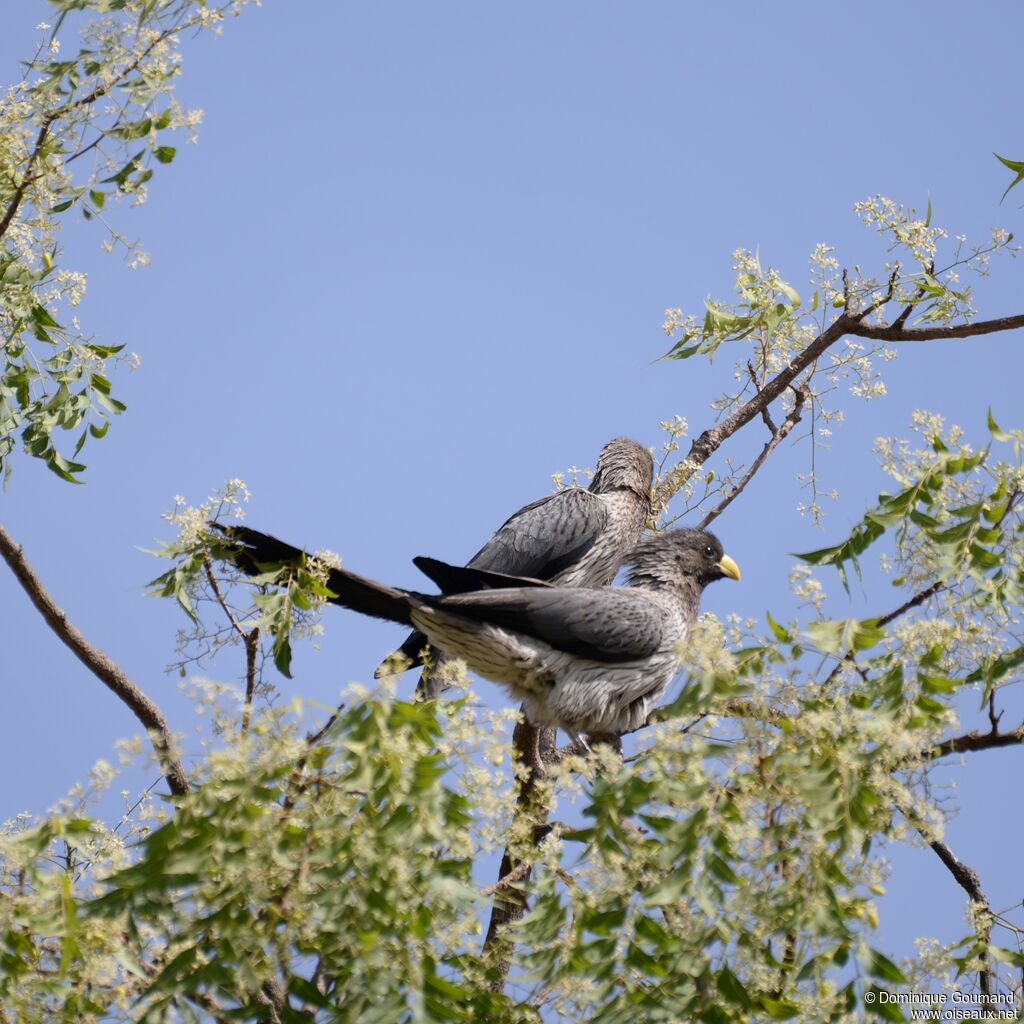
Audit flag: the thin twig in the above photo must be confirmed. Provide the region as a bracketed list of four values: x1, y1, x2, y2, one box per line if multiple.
[0, 523, 189, 796]
[656, 308, 1024, 509]
[816, 579, 947, 691]
[698, 384, 807, 529]
[747, 360, 778, 433]
[0, 26, 178, 242]
[280, 702, 347, 815]
[203, 550, 260, 733]
[876, 580, 947, 628]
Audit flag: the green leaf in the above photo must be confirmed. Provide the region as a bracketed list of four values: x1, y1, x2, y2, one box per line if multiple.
[776, 280, 800, 307]
[987, 408, 1011, 443]
[716, 965, 753, 1009]
[154, 145, 176, 164]
[765, 610, 793, 643]
[995, 152, 1024, 201]
[758, 996, 799, 1020]
[865, 987, 909, 1021]
[273, 636, 293, 678]
[859, 945, 907, 985]
[990, 946, 1024, 967]
[31, 305, 61, 330]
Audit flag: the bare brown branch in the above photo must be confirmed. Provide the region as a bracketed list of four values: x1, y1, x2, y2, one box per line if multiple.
[850, 313, 1024, 343]
[656, 312, 853, 507]
[0, 120, 52, 240]
[0, 523, 189, 797]
[922, 835, 996, 1006]
[202, 550, 260, 733]
[698, 384, 807, 530]
[924, 724, 1024, 761]
[876, 580, 947, 628]
[656, 308, 1024, 509]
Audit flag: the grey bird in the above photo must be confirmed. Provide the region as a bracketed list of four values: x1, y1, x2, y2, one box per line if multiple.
[214, 525, 740, 742]
[384, 437, 654, 694]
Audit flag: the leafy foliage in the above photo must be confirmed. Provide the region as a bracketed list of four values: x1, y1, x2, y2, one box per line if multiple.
[1, 697, 531, 1022]
[2, 7, 1023, 1016]
[0, 0, 253, 483]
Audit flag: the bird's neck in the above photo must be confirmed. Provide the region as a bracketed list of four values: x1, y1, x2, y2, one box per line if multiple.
[589, 478, 652, 511]
[625, 570, 702, 619]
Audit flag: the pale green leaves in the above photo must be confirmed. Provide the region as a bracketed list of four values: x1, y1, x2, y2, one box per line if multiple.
[0, 1, 237, 484]
[794, 430, 994, 592]
[663, 263, 803, 361]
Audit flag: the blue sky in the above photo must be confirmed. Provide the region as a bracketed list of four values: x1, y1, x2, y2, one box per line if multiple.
[2, 0, 1022, 978]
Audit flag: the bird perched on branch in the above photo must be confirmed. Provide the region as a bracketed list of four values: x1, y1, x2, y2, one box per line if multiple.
[385, 437, 654, 695]
[214, 524, 740, 743]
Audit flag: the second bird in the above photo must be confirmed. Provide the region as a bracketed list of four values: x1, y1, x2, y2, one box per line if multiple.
[386, 436, 655, 695]
[217, 525, 740, 744]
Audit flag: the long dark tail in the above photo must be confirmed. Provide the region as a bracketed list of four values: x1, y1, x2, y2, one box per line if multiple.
[212, 524, 416, 627]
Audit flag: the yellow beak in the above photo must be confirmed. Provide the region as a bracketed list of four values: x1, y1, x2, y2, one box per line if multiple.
[717, 554, 741, 582]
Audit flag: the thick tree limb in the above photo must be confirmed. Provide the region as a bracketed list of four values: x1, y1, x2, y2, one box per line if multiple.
[0, 523, 189, 797]
[924, 724, 1024, 761]
[849, 313, 1024, 343]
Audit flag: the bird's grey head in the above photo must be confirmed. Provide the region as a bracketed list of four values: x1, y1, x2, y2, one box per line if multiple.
[588, 437, 654, 500]
[625, 528, 741, 592]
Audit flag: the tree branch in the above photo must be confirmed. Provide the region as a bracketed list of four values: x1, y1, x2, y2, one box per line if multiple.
[923, 724, 1024, 761]
[0, 120, 52, 241]
[876, 580, 947, 628]
[0, 523, 189, 797]
[698, 384, 807, 530]
[921, 834, 996, 1007]
[849, 313, 1024, 343]
[481, 718, 555, 991]
[655, 308, 1024, 509]
[656, 312, 853, 506]
[202, 551, 259, 733]
[0, 18, 191, 243]
[817, 580, 948, 690]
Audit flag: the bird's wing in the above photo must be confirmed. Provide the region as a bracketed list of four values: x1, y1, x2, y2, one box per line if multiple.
[413, 556, 553, 595]
[466, 488, 609, 580]
[380, 561, 556, 677]
[433, 587, 669, 663]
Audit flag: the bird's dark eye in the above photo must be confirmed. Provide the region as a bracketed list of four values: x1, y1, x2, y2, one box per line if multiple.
[705, 545, 714, 557]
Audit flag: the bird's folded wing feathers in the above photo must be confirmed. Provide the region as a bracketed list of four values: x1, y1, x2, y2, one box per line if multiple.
[467, 488, 609, 579]
[413, 556, 553, 595]
[431, 588, 669, 663]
